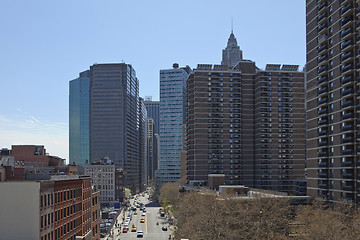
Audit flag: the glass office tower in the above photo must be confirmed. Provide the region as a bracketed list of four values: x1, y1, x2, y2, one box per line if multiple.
[69, 70, 90, 166]
[156, 63, 191, 186]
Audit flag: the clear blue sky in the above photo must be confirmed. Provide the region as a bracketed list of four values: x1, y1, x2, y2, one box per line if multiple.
[0, 0, 305, 161]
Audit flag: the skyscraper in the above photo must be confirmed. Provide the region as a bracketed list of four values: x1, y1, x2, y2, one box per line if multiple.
[156, 63, 191, 186]
[89, 63, 141, 192]
[186, 63, 256, 187]
[221, 30, 243, 67]
[144, 98, 160, 135]
[185, 32, 306, 195]
[69, 70, 90, 166]
[306, 0, 360, 203]
[254, 65, 305, 194]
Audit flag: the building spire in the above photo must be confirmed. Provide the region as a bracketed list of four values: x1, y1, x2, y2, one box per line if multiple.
[231, 16, 233, 34]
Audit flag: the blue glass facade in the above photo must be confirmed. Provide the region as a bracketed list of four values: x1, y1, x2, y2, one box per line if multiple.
[156, 65, 191, 185]
[69, 70, 90, 166]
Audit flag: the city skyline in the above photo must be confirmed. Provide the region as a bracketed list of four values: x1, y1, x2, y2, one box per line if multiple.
[0, 1, 306, 161]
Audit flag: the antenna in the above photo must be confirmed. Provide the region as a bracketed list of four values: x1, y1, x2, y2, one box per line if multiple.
[231, 16, 233, 34]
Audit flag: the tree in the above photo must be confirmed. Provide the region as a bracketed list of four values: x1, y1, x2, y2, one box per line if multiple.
[158, 182, 182, 208]
[124, 187, 131, 199]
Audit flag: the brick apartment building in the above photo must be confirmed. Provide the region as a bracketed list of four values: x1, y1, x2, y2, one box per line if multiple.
[185, 32, 306, 195]
[306, 0, 360, 203]
[0, 175, 100, 240]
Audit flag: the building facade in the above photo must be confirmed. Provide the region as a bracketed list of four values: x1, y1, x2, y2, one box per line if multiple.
[138, 97, 147, 191]
[69, 71, 90, 166]
[0, 176, 100, 240]
[306, 0, 360, 203]
[185, 32, 306, 195]
[82, 160, 115, 204]
[186, 63, 256, 187]
[88, 63, 141, 193]
[146, 118, 156, 182]
[221, 30, 243, 67]
[156, 63, 191, 186]
[144, 98, 160, 135]
[254, 64, 306, 194]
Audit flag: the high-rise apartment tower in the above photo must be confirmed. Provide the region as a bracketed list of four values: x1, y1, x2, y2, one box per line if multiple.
[306, 0, 360, 203]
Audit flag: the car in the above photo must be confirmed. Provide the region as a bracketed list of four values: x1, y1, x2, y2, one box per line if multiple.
[137, 231, 144, 238]
[122, 227, 129, 233]
[162, 226, 168, 231]
[134, 211, 137, 215]
[140, 218, 145, 223]
[141, 213, 145, 217]
[143, 209, 146, 212]
[131, 225, 137, 232]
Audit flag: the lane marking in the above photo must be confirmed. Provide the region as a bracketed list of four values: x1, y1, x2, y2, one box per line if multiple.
[145, 210, 148, 234]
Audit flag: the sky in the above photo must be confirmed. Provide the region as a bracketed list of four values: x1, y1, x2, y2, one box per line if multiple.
[0, 0, 306, 161]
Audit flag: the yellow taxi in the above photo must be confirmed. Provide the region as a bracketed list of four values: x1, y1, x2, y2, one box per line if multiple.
[140, 218, 145, 223]
[131, 224, 137, 232]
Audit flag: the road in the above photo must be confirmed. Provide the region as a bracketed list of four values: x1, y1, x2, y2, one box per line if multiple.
[109, 193, 171, 240]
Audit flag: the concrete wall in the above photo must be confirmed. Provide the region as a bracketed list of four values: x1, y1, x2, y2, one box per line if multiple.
[0, 182, 40, 240]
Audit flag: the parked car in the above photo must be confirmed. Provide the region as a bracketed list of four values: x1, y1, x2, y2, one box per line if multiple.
[122, 227, 129, 233]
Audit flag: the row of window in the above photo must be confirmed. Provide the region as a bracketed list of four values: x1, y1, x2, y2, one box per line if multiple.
[40, 193, 53, 208]
[55, 188, 82, 204]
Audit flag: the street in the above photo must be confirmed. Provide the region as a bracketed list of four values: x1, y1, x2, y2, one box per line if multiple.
[106, 192, 171, 240]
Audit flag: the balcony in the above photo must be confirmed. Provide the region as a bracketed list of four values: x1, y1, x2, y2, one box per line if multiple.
[342, 136, 354, 143]
[318, 97, 328, 105]
[318, 172, 328, 178]
[318, 162, 328, 167]
[318, 129, 328, 136]
[341, 99, 354, 108]
[341, 15, 353, 27]
[341, 51, 353, 62]
[342, 112, 354, 120]
[341, 63, 353, 73]
[342, 149, 354, 155]
[318, 75, 328, 85]
[318, 23, 328, 33]
[318, 12, 327, 22]
[317, 151, 328, 157]
[318, 86, 328, 95]
[318, 44, 327, 53]
[318, 54, 328, 63]
[341, 75, 353, 85]
[340, 3, 353, 16]
[318, 108, 328, 115]
[341, 27, 353, 39]
[318, 65, 328, 74]
[342, 173, 354, 179]
[318, 119, 328, 125]
[342, 124, 354, 131]
[343, 185, 354, 191]
[317, 1, 327, 12]
[341, 161, 354, 167]
[341, 39, 353, 50]
[318, 140, 328, 146]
